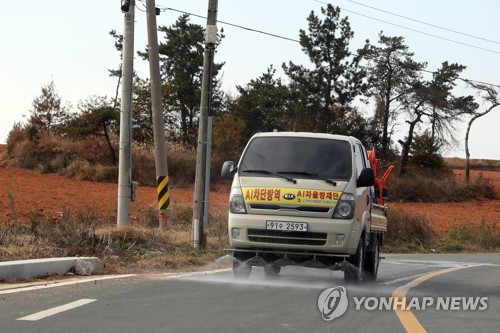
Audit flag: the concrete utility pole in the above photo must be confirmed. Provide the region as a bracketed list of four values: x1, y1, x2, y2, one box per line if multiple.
[192, 0, 218, 249]
[146, 0, 171, 227]
[117, 1, 135, 227]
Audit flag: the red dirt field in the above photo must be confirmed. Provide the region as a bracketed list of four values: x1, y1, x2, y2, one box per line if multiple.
[390, 169, 499, 233]
[0, 166, 230, 224]
[0, 144, 498, 234]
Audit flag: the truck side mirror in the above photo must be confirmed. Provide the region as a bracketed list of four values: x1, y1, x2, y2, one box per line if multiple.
[357, 168, 375, 187]
[221, 161, 237, 180]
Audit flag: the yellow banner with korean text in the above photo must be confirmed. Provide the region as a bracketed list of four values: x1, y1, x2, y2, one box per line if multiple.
[242, 187, 342, 207]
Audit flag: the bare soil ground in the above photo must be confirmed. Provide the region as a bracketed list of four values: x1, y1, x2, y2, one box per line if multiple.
[0, 145, 498, 234]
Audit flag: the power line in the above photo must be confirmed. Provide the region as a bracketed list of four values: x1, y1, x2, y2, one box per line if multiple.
[344, 0, 500, 45]
[148, 3, 500, 88]
[134, 0, 146, 13]
[420, 69, 500, 88]
[159, 6, 300, 43]
[314, 0, 500, 55]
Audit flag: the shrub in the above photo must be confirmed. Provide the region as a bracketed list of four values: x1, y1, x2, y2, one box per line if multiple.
[385, 208, 437, 251]
[6, 122, 29, 155]
[62, 160, 117, 182]
[388, 171, 496, 202]
[212, 115, 246, 161]
[131, 143, 156, 187]
[0, 203, 230, 273]
[165, 142, 197, 187]
[75, 135, 117, 166]
[409, 133, 446, 172]
[469, 172, 496, 199]
[438, 220, 500, 251]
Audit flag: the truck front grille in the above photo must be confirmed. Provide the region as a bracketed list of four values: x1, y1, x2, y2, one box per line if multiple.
[247, 229, 327, 246]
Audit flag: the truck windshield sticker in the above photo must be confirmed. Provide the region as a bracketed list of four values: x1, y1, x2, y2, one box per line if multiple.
[243, 187, 341, 207]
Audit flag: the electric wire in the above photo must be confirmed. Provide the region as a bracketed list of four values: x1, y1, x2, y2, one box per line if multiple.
[143, 2, 500, 88]
[135, 0, 146, 13]
[314, 0, 500, 55]
[344, 0, 500, 45]
[158, 6, 300, 43]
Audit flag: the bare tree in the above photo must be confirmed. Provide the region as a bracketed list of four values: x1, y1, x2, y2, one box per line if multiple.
[398, 62, 475, 176]
[464, 82, 499, 184]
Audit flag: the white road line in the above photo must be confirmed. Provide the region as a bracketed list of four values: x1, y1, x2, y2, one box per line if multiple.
[153, 268, 231, 280]
[382, 273, 428, 286]
[383, 262, 489, 286]
[384, 260, 471, 267]
[0, 274, 136, 295]
[17, 299, 97, 321]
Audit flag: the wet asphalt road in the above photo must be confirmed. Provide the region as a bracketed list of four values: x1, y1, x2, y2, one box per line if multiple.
[1, 253, 499, 333]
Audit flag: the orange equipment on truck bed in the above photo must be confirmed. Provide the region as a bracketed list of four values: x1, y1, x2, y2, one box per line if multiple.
[367, 148, 394, 205]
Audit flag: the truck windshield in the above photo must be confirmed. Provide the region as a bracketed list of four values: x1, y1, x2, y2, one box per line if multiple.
[239, 137, 352, 180]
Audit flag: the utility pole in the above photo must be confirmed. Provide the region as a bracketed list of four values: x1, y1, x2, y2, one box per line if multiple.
[117, 0, 135, 227]
[146, 0, 171, 227]
[193, 0, 218, 249]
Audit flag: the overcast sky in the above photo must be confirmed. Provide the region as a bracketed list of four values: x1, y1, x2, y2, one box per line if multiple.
[1, 0, 499, 159]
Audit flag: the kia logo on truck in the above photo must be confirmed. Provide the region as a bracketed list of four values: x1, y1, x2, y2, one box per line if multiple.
[283, 193, 296, 200]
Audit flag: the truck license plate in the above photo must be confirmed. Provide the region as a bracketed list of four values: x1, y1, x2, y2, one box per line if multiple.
[266, 221, 308, 232]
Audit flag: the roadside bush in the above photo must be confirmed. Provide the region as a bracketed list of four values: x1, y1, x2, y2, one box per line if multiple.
[9, 135, 79, 172]
[75, 135, 118, 166]
[385, 208, 437, 252]
[7, 131, 121, 182]
[468, 172, 496, 199]
[436, 221, 500, 252]
[62, 160, 118, 182]
[212, 115, 246, 162]
[388, 171, 496, 202]
[131, 143, 156, 186]
[0, 203, 229, 274]
[6, 122, 29, 155]
[408, 133, 446, 172]
[165, 142, 197, 187]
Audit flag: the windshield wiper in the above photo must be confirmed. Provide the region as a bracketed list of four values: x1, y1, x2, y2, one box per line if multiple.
[277, 171, 337, 186]
[241, 169, 297, 184]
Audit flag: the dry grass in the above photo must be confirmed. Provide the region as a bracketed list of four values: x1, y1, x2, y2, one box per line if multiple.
[385, 208, 438, 252]
[438, 220, 500, 252]
[2, 204, 498, 276]
[5, 132, 210, 187]
[384, 209, 500, 253]
[0, 202, 230, 275]
[389, 171, 496, 202]
[445, 157, 500, 171]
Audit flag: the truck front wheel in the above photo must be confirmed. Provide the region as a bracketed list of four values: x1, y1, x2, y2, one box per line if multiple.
[363, 234, 380, 281]
[344, 236, 365, 283]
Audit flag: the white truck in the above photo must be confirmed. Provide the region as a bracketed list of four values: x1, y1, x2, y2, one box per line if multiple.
[221, 132, 392, 283]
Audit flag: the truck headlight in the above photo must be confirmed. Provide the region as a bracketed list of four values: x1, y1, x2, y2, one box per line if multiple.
[333, 193, 355, 219]
[229, 187, 247, 214]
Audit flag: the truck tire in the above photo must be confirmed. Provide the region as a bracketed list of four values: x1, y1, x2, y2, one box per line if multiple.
[344, 236, 365, 283]
[233, 259, 252, 278]
[363, 234, 379, 281]
[264, 264, 281, 277]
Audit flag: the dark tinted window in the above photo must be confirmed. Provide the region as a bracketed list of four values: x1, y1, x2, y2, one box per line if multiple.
[240, 137, 352, 180]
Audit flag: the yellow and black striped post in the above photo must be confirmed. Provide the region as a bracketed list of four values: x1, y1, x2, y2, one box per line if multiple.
[157, 176, 171, 226]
